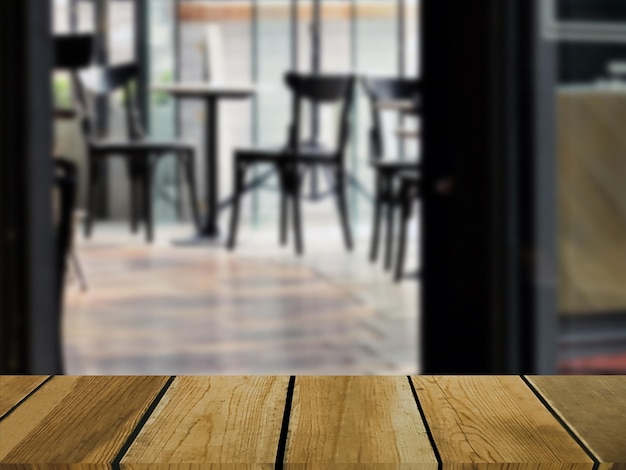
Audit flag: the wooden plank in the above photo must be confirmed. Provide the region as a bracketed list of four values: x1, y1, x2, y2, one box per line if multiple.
[0, 376, 170, 465]
[0, 376, 49, 418]
[411, 376, 595, 468]
[527, 375, 626, 467]
[121, 376, 288, 468]
[284, 376, 437, 468]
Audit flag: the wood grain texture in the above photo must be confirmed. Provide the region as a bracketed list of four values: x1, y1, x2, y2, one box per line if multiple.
[0, 376, 49, 418]
[527, 375, 626, 466]
[411, 376, 594, 469]
[121, 376, 288, 467]
[284, 376, 437, 468]
[557, 89, 626, 314]
[0, 376, 169, 465]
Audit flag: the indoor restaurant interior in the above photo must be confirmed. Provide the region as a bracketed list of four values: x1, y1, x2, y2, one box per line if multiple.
[1, 0, 625, 376]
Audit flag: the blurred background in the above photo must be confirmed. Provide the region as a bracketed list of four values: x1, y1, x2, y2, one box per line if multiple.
[1, 0, 625, 375]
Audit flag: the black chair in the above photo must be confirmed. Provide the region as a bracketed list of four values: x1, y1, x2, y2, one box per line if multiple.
[75, 63, 201, 243]
[54, 34, 93, 71]
[52, 159, 78, 374]
[394, 169, 420, 282]
[54, 159, 79, 294]
[227, 73, 356, 255]
[362, 77, 421, 270]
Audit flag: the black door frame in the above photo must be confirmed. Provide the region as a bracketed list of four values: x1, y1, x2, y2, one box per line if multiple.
[420, 0, 558, 373]
[1, 0, 59, 374]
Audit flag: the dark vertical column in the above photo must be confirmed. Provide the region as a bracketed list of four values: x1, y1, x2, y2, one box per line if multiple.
[174, 0, 184, 220]
[251, 0, 260, 225]
[397, 0, 406, 159]
[526, 0, 558, 374]
[94, 0, 109, 135]
[311, 0, 321, 142]
[349, 0, 358, 221]
[0, 0, 59, 374]
[174, 0, 182, 138]
[135, 0, 149, 132]
[94, 0, 109, 217]
[420, 0, 554, 373]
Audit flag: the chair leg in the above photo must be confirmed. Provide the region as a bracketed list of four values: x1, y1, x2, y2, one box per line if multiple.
[370, 173, 384, 263]
[279, 166, 289, 246]
[85, 157, 99, 239]
[227, 160, 246, 251]
[384, 195, 396, 271]
[176, 159, 185, 223]
[130, 174, 141, 234]
[127, 160, 142, 234]
[183, 151, 201, 232]
[142, 158, 154, 244]
[334, 167, 353, 251]
[395, 191, 411, 282]
[290, 165, 304, 256]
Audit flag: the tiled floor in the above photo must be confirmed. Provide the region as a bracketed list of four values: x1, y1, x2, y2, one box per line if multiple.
[63, 217, 421, 375]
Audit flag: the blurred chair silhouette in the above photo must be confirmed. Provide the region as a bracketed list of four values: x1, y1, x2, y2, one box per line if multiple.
[362, 77, 420, 270]
[53, 34, 94, 298]
[76, 63, 201, 243]
[227, 73, 356, 255]
[394, 169, 420, 282]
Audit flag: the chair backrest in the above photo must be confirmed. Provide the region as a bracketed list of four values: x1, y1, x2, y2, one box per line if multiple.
[76, 63, 145, 141]
[284, 73, 355, 159]
[361, 77, 420, 160]
[54, 34, 94, 70]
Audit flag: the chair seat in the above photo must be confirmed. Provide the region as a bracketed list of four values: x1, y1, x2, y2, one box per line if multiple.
[236, 142, 340, 164]
[371, 159, 420, 172]
[90, 138, 194, 155]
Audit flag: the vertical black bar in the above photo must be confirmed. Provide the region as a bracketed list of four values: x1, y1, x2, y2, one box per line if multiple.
[0, 0, 58, 373]
[135, 0, 149, 132]
[311, 0, 321, 141]
[398, 0, 406, 159]
[94, 0, 109, 135]
[174, 0, 181, 138]
[251, 0, 260, 226]
[349, 0, 358, 222]
[421, 0, 555, 374]
[421, 0, 513, 373]
[203, 98, 219, 236]
[174, 0, 184, 220]
[525, 0, 558, 373]
[94, 0, 109, 218]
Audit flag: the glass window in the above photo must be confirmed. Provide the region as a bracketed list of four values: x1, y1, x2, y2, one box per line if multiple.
[544, 0, 626, 374]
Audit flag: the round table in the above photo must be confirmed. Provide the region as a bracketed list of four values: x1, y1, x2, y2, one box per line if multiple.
[151, 83, 257, 241]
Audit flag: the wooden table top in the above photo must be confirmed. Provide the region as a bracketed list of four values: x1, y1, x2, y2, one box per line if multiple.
[1, 376, 624, 468]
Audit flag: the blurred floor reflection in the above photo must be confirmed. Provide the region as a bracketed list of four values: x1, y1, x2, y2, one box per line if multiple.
[63, 221, 420, 375]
